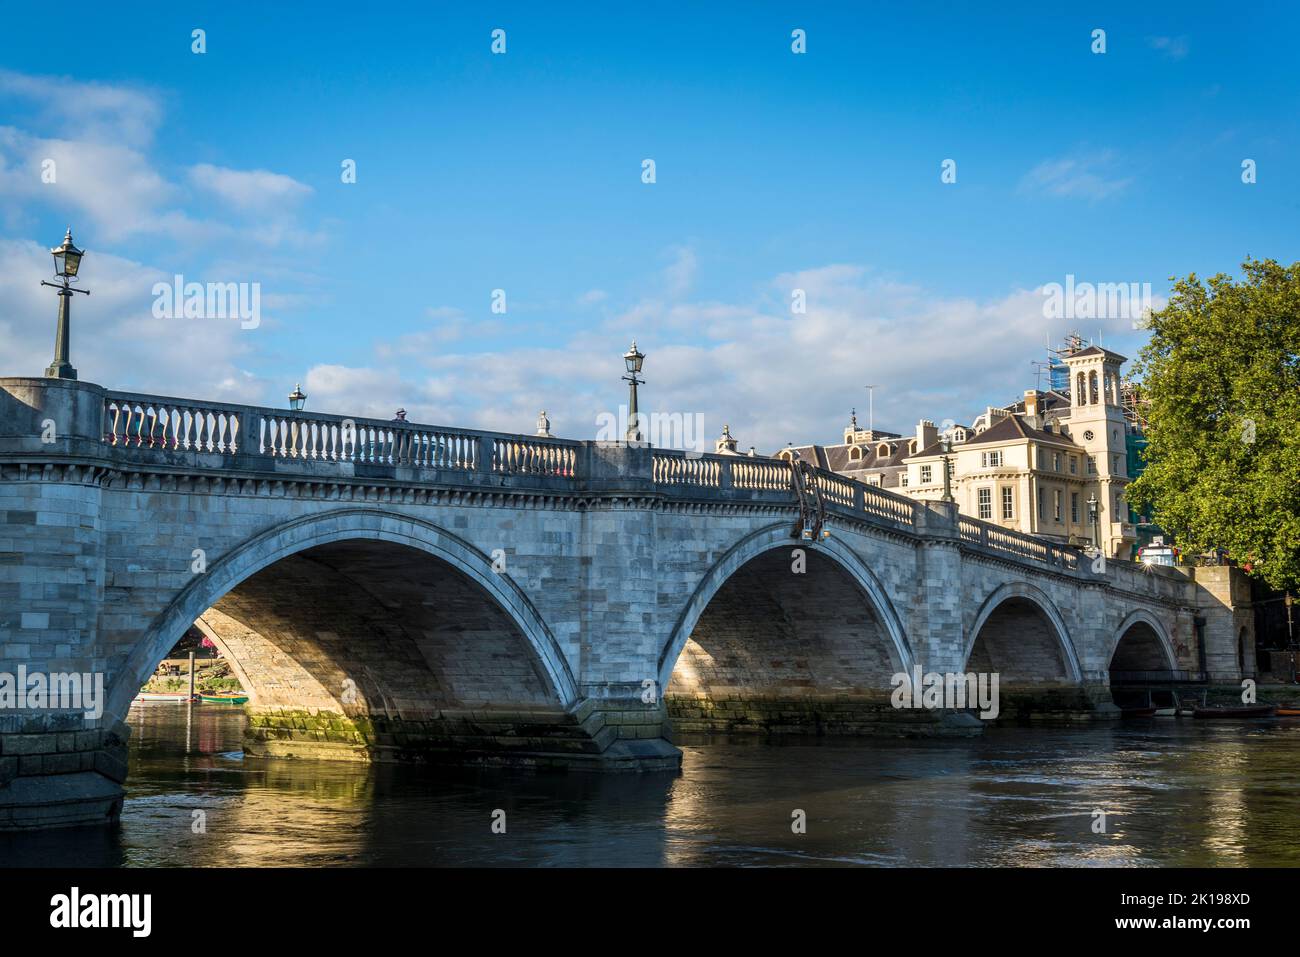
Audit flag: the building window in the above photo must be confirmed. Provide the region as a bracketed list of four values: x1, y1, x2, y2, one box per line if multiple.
[920, 464, 932, 484]
[1053, 489, 1062, 522]
[1087, 455, 1096, 474]
[1076, 372, 1085, 406]
[981, 450, 1002, 468]
[978, 487, 992, 520]
[1071, 492, 1080, 524]
[1001, 486, 1014, 520]
[901, 473, 909, 487]
[849, 446, 863, 461]
[1069, 455, 1077, 474]
[1112, 454, 1121, 475]
[1089, 370, 1099, 405]
[1053, 452, 1061, 472]
[1037, 486, 1044, 520]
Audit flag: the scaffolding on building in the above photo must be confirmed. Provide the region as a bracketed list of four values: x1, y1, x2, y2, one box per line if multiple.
[1031, 332, 1090, 396]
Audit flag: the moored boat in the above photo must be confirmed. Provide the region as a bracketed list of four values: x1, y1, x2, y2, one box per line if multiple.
[1121, 707, 1157, 718]
[135, 691, 196, 702]
[1192, 705, 1276, 719]
[1276, 708, 1300, 717]
[198, 692, 249, 704]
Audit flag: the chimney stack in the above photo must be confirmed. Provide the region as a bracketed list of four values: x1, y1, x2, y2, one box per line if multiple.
[1023, 390, 1041, 427]
[916, 419, 938, 452]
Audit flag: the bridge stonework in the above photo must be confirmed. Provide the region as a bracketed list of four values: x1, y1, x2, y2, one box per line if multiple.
[0, 378, 1253, 830]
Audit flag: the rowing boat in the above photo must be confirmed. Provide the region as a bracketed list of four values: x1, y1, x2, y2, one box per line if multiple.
[1192, 705, 1276, 719]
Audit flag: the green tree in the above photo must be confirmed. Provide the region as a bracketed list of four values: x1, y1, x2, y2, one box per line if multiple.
[1128, 259, 1300, 591]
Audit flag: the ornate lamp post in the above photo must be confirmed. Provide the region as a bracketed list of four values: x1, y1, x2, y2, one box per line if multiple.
[623, 341, 645, 443]
[1087, 492, 1101, 552]
[288, 383, 307, 411]
[41, 228, 89, 379]
[940, 435, 954, 503]
[1285, 592, 1296, 684]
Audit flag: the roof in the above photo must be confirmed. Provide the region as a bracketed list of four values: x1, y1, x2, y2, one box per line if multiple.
[1004, 389, 1072, 415]
[906, 414, 1082, 459]
[1069, 345, 1128, 362]
[779, 439, 912, 472]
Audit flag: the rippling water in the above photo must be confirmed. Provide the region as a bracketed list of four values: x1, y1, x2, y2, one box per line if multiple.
[8, 702, 1300, 867]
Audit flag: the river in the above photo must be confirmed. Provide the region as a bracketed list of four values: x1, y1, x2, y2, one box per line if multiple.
[6, 701, 1300, 867]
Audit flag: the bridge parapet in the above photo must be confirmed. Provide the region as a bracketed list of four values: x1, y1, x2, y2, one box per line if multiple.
[1, 378, 1104, 581]
[101, 390, 582, 479]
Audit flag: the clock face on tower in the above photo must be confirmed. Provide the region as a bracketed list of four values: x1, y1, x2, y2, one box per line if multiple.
[1083, 430, 1095, 441]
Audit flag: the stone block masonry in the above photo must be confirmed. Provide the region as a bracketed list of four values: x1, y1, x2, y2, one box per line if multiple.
[0, 377, 1242, 829]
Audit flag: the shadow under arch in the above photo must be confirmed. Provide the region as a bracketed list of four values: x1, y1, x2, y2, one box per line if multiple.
[108, 507, 578, 721]
[657, 522, 914, 692]
[963, 581, 1083, 684]
[1111, 609, 1178, 670]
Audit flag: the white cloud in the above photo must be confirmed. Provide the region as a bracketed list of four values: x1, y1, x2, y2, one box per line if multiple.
[288, 262, 1157, 452]
[0, 69, 162, 145]
[0, 127, 177, 239]
[1019, 151, 1132, 201]
[189, 164, 312, 211]
[0, 70, 321, 248]
[0, 238, 269, 402]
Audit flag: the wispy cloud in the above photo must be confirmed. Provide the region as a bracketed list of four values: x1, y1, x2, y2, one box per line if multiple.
[0, 69, 162, 144]
[1148, 36, 1189, 60]
[1018, 150, 1133, 201]
[0, 69, 322, 247]
[663, 245, 698, 299]
[189, 164, 312, 211]
[291, 260, 1157, 450]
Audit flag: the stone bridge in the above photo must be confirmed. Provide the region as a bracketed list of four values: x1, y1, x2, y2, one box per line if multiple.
[0, 377, 1254, 829]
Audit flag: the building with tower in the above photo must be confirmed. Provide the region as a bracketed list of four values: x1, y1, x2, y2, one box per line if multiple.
[774, 343, 1138, 558]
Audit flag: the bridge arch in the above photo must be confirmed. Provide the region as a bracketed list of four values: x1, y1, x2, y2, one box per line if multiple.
[658, 523, 913, 706]
[1109, 608, 1178, 678]
[963, 581, 1082, 684]
[108, 507, 578, 720]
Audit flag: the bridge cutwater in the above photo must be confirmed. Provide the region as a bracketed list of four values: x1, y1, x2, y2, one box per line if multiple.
[0, 377, 1255, 830]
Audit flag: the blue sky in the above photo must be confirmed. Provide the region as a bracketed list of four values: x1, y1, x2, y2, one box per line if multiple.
[0, 2, 1294, 450]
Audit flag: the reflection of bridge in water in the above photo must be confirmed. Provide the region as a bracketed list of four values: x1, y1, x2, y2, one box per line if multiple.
[0, 376, 1256, 830]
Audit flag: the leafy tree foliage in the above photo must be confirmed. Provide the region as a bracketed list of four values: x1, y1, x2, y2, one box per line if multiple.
[1128, 259, 1300, 591]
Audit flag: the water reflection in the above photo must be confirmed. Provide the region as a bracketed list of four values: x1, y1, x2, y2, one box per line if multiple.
[4, 704, 1300, 867]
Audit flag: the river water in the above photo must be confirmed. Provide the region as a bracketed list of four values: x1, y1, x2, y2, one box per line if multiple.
[7, 702, 1300, 867]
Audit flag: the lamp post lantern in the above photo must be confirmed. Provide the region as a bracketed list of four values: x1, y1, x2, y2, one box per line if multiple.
[288, 383, 307, 411]
[41, 227, 89, 380]
[623, 341, 645, 443]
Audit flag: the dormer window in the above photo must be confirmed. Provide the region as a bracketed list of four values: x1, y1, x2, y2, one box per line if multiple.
[849, 446, 863, 461]
[877, 442, 891, 458]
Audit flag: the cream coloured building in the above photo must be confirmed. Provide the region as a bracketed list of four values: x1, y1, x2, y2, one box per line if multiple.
[776, 346, 1137, 558]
